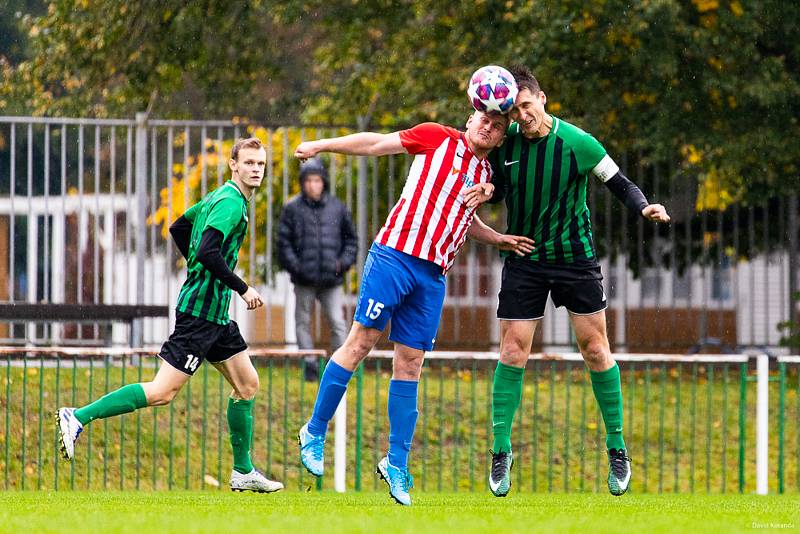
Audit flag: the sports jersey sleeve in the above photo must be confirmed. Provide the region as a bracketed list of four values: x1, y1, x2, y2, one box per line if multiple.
[204, 197, 243, 238]
[572, 133, 609, 176]
[183, 201, 202, 223]
[398, 122, 455, 155]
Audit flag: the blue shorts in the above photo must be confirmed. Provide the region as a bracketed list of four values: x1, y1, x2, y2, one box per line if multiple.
[353, 242, 446, 351]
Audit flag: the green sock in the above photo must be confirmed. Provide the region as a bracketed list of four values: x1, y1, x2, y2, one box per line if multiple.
[590, 363, 626, 451]
[491, 361, 525, 453]
[228, 397, 254, 474]
[73, 383, 148, 426]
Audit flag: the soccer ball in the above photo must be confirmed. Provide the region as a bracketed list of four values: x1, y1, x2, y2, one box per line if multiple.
[467, 65, 518, 114]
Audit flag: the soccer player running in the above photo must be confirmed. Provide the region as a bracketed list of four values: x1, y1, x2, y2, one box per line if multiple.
[293, 112, 534, 506]
[469, 66, 670, 497]
[56, 138, 284, 493]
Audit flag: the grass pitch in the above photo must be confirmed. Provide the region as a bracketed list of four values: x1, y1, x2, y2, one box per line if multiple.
[1, 491, 797, 534]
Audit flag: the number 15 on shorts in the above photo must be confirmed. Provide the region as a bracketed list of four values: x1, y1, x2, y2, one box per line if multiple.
[365, 299, 384, 320]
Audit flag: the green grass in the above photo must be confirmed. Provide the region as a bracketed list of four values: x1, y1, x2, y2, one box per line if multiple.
[1, 491, 798, 533]
[1, 358, 799, 493]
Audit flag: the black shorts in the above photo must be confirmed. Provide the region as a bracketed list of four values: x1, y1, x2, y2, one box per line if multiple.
[497, 258, 607, 320]
[158, 312, 248, 376]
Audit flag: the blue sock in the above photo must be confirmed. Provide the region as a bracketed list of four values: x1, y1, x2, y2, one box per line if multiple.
[387, 379, 419, 470]
[307, 360, 353, 437]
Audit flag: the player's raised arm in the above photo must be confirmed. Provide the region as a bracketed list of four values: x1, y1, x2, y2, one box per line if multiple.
[294, 132, 405, 159]
[591, 155, 670, 223]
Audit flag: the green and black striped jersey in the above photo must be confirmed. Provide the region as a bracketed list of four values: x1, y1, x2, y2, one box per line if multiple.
[489, 116, 612, 265]
[176, 180, 249, 324]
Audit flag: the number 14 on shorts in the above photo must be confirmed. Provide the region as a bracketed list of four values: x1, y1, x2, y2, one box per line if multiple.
[365, 299, 384, 320]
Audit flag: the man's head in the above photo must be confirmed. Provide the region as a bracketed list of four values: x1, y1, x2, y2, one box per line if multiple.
[465, 110, 510, 156]
[229, 137, 267, 192]
[508, 65, 548, 138]
[299, 157, 329, 202]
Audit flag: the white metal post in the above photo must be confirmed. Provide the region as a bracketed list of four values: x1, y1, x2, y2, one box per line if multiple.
[132, 112, 148, 348]
[756, 353, 769, 495]
[26, 215, 38, 343]
[334, 394, 347, 493]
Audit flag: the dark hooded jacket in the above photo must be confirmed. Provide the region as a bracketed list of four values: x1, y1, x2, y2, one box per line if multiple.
[277, 159, 358, 288]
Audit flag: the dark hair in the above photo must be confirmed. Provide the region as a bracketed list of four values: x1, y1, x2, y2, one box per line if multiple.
[508, 64, 541, 94]
[231, 137, 264, 161]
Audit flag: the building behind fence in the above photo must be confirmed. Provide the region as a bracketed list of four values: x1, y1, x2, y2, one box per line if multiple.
[0, 115, 797, 353]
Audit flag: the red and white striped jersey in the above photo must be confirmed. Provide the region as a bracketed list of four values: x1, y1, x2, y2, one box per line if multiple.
[375, 122, 493, 273]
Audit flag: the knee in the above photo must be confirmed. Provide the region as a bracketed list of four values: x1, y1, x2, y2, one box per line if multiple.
[393, 355, 424, 381]
[580, 337, 610, 370]
[500, 337, 530, 366]
[235, 373, 260, 400]
[344, 335, 374, 360]
[146, 384, 181, 406]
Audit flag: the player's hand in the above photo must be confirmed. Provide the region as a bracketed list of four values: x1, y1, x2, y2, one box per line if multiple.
[497, 235, 535, 256]
[239, 286, 264, 310]
[464, 183, 495, 208]
[642, 204, 670, 223]
[294, 141, 323, 161]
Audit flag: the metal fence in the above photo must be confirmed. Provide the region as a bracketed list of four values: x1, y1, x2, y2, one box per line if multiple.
[0, 115, 798, 353]
[0, 348, 797, 494]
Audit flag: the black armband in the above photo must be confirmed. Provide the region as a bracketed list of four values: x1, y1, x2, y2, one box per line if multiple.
[604, 171, 649, 216]
[196, 228, 249, 295]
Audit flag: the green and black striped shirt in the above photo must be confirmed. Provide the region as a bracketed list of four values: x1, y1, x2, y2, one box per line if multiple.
[176, 180, 249, 324]
[489, 116, 609, 265]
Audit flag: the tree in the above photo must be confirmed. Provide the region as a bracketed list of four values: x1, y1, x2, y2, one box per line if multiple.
[286, 0, 799, 267]
[293, 1, 798, 193]
[0, 0, 313, 121]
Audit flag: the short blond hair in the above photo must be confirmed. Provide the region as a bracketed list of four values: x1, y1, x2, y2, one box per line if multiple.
[231, 137, 264, 161]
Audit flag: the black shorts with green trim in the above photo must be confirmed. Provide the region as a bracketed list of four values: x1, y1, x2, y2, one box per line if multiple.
[497, 258, 606, 320]
[158, 312, 247, 376]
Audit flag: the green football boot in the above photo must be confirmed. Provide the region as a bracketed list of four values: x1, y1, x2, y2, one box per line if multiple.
[489, 450, 513, 497]
[607, 448, 632, 496]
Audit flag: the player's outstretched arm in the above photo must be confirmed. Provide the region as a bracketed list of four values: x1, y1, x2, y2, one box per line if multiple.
[594, 157, 670, 223]
[294, 132, 405, 159]
[467, 216, 535, 256]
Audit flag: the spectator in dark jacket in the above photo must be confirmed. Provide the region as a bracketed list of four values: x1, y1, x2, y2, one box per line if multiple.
[278, 158, 358, 380]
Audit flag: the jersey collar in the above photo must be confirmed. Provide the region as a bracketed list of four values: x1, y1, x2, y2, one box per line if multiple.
[225, 180, 248, 201]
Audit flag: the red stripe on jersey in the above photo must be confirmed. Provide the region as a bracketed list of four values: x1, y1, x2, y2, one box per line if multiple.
[426, 144, 474, 262]
[377, 197, 406, 246]
[393, 149, 436, 252]
[410, 142, 458, 258]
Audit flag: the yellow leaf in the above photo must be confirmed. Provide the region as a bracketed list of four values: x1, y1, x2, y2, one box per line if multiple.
[692, 0, 719, 12]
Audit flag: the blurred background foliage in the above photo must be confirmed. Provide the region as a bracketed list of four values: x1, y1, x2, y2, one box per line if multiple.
[0, 0, 798, 268]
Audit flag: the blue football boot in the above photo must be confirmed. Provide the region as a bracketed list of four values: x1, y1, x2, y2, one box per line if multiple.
[298, 422, 325, 477]
[376, 456, 413, 506]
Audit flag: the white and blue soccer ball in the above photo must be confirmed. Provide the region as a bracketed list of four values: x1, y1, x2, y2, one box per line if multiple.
[467, 65, 518, 114]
